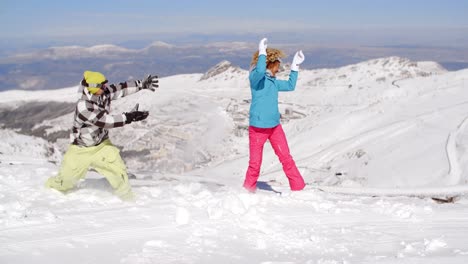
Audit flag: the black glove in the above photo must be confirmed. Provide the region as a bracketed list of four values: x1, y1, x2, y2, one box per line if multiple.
[124, 111, 149, 124]
[124, 104, 149, 124]
[139, 74, 159, 91]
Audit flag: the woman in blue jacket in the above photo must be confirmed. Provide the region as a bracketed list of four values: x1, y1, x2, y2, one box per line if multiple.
[243, 38, 306, 192]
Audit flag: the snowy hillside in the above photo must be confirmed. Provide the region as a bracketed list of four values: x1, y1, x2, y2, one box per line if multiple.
[2, 57, 468, 263]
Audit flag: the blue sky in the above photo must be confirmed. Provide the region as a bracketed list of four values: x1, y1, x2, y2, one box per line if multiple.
[1, 0, 467, 39]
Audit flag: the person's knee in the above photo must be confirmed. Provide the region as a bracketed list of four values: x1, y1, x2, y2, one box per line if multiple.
[278, 154, 294, 165]
[248, 160, 262, 171]
[94, 149, 127, 173]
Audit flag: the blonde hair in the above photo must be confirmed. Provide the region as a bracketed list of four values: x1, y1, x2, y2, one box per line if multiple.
[250, 48, 286, 67]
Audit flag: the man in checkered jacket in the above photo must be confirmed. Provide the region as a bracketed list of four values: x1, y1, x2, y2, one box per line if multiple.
[45, 71, 158, 200]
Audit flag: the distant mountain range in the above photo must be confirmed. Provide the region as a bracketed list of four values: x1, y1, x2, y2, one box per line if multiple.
[0, 41, 253, 91]
[1, 41, 467, 91]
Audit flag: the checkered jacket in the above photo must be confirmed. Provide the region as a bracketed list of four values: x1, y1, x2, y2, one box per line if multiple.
[70, 81, 142, 147]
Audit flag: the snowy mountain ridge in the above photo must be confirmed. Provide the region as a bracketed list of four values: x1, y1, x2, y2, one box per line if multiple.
[10, 41, 247, 60]
[199, 60, 244, 81]
[13, 44, 137, 60]
[198, 56, 447, 85]
[145, 41, 175, 49]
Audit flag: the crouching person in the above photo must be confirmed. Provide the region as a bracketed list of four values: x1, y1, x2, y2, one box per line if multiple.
[45, 70, 159, 200]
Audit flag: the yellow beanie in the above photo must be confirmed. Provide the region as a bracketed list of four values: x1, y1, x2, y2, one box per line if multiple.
[83, 71, 107, 94]
[84, 71, 106, 85]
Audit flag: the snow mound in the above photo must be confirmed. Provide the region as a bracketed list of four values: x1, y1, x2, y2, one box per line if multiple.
[0, 130, 60, 163]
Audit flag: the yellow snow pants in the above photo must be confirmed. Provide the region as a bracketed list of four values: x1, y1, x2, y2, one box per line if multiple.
[45, 139, 134, 200]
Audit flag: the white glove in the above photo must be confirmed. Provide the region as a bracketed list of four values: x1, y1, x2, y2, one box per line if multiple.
[291, 50, 305, 71]
[258, 38, 268, 56]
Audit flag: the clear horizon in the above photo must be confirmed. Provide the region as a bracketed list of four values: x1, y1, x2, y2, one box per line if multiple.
[1, 0, 467, 42]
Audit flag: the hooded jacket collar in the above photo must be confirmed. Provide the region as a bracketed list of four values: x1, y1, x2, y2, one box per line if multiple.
[266, 69, 276, 79]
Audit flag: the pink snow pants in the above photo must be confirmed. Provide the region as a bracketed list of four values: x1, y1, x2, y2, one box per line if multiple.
[243, 125, 305, 192]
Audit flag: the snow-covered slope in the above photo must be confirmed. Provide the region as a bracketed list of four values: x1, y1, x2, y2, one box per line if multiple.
[2, 57, 468, 263]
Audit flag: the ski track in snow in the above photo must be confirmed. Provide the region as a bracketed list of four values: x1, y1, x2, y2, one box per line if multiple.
[446, 113, 468, 185]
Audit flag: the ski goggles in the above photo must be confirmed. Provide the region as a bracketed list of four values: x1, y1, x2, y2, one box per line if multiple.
[81, 79, 108, 94]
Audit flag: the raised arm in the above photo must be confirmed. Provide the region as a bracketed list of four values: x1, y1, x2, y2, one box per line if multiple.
[277, 50, 305, 92]
[277, 71, 298, 91]
[249, 38, 268, 89]
[108, 75, 159, 100]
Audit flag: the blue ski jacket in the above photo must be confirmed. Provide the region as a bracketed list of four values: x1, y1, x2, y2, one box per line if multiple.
[249, 54, 298, 128]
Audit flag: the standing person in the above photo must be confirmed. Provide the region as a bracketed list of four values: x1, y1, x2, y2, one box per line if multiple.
[45, 70, 159, 200]
[243, 38, 306, 192]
